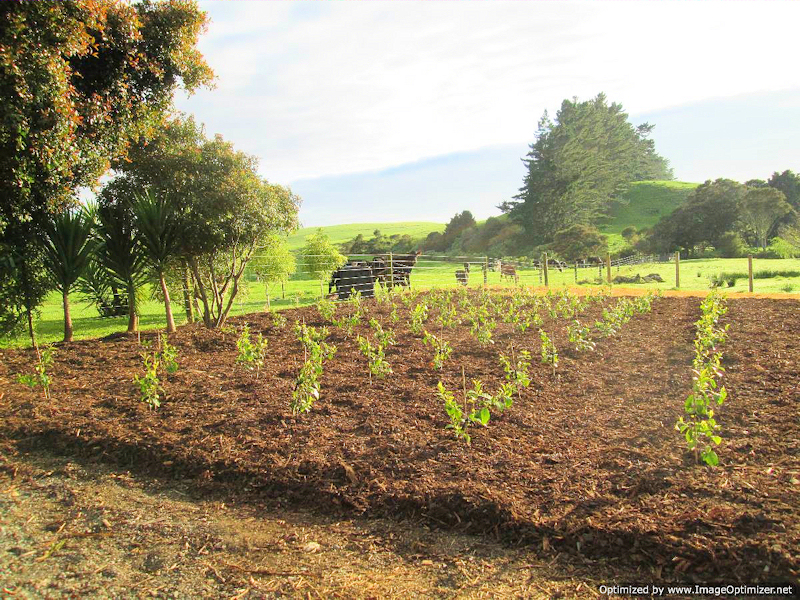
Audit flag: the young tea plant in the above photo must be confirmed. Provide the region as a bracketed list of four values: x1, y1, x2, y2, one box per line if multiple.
[539, 329, 558, 376]
[357, 335, 392, 382]
[567, 320, 595, 352]
[17, 346, 55, 400]
[134, 350, 161, 410]
[409, 302, 429, 334]
[271, 311, 288, 329]
[369, 318, 396, 347]
[499, 348, 532, 393]
[317, 298, 336, 321]
[160, 339, 179, 374]
[291, 321, 337, 415]
[422, 329, 452, 370]
[236, 324, 269, 378]
[676, 290, 730, 466]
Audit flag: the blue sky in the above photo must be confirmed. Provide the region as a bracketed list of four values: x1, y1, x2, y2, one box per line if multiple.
[174, 1, 800, 226]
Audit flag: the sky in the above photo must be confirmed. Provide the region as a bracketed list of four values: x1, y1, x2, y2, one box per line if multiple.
[174, 0, 800, 227]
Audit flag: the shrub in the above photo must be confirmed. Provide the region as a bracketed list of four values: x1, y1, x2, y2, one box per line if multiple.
[715, 232, 747, 258]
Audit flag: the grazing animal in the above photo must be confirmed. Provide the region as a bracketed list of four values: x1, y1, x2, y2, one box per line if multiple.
[500, 263, 519, 283]
[388, 250, 422, 287]
[463, 262, 471, 273]
[370, 256, 389, 287]
[328, 263, 375, 299]
[455, 269, 469, 286]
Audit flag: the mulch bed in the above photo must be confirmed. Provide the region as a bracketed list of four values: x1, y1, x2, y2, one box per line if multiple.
[1, 292, 798, 584]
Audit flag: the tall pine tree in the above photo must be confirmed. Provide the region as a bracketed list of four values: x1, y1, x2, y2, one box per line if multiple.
[501, 94, 672, 245]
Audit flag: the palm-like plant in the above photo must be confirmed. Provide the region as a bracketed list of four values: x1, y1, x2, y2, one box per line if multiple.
[95, 203, 147, 333]
[42, 208, 95, 342]
[132, 191, 181, 333]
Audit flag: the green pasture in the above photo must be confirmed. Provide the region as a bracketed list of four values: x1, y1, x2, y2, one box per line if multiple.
[5, 255, 799, 348]
[600, 180, 698, 252]
[286, 221, 444, 251]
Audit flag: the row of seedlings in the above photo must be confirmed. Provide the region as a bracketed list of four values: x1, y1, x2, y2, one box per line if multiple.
[676, 290, 730, 466]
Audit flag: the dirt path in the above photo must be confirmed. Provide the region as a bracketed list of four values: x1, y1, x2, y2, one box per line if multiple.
[1, 450, 609, 599]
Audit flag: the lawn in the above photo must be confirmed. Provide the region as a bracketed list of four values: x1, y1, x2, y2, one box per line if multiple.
[6, 255, 800, 348]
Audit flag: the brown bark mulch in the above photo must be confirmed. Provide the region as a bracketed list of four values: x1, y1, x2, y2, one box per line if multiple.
[1, 293, 798, 585]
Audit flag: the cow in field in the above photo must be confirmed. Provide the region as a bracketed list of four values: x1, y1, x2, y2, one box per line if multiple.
[388, 250, 422, 287]
[328, 262, 375, 299]
[500, 263, 519, 283]
[455, 268, 469, 286]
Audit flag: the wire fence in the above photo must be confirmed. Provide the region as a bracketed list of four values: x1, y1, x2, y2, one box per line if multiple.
[234, 252, 683, 301]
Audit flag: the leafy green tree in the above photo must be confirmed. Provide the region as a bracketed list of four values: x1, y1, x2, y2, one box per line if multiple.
[647, 179, 745, 255]
[42, 208, 95, 342]
[768, 170, 800, 210]
[101, 116, 300, 329]
[501, 94, 672, 244]
[250, 235, 297, 308]
[0, 236, 52, 348]
[132, 191, 182, 333]
[95, 202, 148, 333]
[0, 0, 212, 338]
[739, 187, 794, 250]
[550, 225, 608, 261]
[301, 229, 347, 296]
[179, 139, 300, 329]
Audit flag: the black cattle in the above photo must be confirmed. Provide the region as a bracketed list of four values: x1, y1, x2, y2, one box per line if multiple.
[455, 269, 469, 286]
[385, 250, 422, 287]
[328, 263, 375, 299]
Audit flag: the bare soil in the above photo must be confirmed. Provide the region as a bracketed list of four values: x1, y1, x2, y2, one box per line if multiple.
[1, 293, 798, 596]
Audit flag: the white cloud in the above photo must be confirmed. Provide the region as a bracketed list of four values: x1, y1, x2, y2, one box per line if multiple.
[175, 0, 800, 184]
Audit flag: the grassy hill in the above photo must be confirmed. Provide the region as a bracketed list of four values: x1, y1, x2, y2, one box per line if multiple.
[601, 180, 698, 252]
[286, 221, 444, 251]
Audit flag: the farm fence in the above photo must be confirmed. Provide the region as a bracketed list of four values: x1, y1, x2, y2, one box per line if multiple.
[163, 251, 783, 315]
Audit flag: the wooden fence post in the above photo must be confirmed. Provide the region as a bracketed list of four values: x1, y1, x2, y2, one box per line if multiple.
[483, 256, 488, 288]
[606, 254, 612, 285]
[748, 255, 754, 293]
[574, 262, 578, 284]
[543, 253, 549, 287]
[675, 251, 680, 289]
[388, 251, 393, 290]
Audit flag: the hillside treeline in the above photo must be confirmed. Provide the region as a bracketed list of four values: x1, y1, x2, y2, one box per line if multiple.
[639, 172, 800, 258]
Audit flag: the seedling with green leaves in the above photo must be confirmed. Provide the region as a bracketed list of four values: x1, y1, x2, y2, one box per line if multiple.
[317, 298, 336, 321]
[409, 302, 429, 334]
[369, 318, 396, 347]
[468, 306, 496, 347]
[17, 346, 55, 400]
[357, 334, 392, 382]
[539, 329, 558, 375]
[236, 324, 268, 378]
[567, 320, 595, 352]
[291, 321, 337, 415]
[499, 348, 532, 392]
[676, 291, 730, 466]
[437, 369, 516, 445]
[422, 329, 452, 370]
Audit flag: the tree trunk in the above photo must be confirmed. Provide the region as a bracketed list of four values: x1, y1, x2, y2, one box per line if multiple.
[281, 281, 285, 300]
[127, 282, 138, 333]
[160, 273, 177, 334]
[27, 307, 37, 350]
[265, 286, 271, 311]
[183, 265, 194, 323]
[63, 289, 73, 342]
